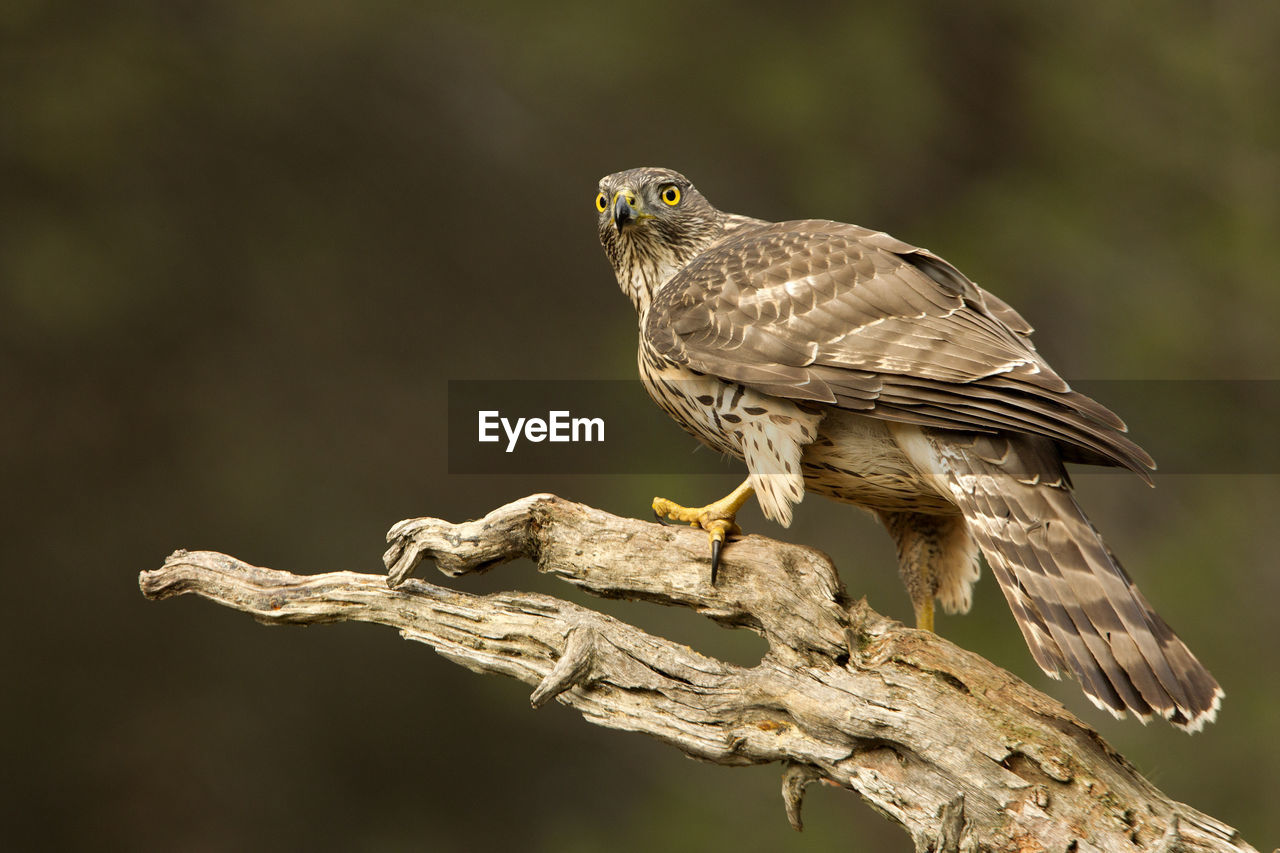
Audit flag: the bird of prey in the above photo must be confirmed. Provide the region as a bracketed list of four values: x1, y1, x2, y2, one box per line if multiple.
[595, 166, 1221, 732]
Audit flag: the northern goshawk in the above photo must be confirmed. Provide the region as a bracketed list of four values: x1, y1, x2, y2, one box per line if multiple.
[595, 166, 1221, 732]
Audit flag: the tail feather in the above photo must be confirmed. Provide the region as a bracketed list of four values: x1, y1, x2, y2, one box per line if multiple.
[964, 478, 1137, 716]
[926, 429, 1222, 731]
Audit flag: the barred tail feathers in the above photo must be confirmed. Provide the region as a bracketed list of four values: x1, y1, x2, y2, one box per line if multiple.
[893, 424, 1222, 731]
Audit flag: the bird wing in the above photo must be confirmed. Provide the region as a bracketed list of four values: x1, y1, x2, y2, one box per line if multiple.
[645, 219, 1154, 477]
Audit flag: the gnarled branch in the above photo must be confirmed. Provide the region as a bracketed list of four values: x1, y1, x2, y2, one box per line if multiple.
[138, 493, 1257, 853]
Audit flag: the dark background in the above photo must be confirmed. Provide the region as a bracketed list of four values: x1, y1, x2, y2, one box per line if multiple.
[4, 2, 1277, 850]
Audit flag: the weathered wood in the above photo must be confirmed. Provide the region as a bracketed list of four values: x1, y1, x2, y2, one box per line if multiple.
[139, 493, 1257, 853]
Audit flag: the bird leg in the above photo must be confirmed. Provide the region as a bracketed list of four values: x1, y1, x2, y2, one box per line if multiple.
[876, 509, 961, 633]
[652, 480, 756, 584]
[914, 599, 935, 633]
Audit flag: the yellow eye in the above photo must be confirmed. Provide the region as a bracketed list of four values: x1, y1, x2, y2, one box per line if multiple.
[595, 192, 608, 212]
[661, 185, 681, 206]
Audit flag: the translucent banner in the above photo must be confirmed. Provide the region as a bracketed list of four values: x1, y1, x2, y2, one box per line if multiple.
[447, 379, 1280, 475]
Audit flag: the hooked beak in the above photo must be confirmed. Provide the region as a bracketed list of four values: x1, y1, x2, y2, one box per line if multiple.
[612, 190, 638, 231]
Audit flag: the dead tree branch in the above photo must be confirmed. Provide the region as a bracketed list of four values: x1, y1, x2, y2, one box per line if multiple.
[138, 493, 1257, 853]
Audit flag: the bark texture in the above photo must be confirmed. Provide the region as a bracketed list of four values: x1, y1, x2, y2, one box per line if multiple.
[138, 493, 1259, 853]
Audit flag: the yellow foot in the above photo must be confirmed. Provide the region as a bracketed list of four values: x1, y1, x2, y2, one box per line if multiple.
[652, 481, 755, 584]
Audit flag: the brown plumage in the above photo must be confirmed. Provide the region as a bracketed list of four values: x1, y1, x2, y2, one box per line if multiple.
[596, 166, 1222, 731]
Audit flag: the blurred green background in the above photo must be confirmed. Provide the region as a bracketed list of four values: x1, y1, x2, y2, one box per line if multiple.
[4, 1, 1277, 850]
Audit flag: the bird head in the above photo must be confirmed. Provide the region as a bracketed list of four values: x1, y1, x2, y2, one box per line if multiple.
[596, 167, 724, 309]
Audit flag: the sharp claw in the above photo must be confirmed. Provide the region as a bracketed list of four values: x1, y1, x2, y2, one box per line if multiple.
[650, 492, 748, 586]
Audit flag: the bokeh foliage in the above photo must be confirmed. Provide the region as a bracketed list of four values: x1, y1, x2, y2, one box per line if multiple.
[3, 1, 1277, 849]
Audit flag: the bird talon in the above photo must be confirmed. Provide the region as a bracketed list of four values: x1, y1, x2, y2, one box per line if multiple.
[651, 496, 689, 524]
[703, 518, 739, 541]
[651, 484, 754, 585]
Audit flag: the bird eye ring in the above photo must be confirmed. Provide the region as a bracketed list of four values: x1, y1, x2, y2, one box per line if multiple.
[661, 185, 681, 206]
[595, 192, 608, 213]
